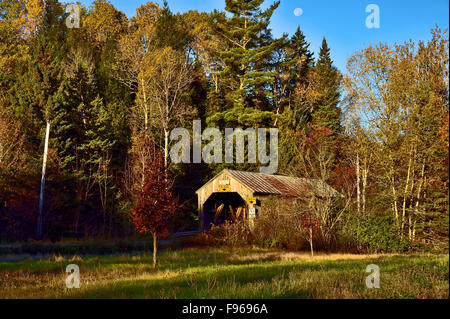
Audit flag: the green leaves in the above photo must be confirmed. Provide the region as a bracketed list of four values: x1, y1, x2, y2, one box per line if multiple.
[208, 0, 286, 112]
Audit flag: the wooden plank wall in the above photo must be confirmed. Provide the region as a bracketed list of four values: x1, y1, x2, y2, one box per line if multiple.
[197, 171, 255, 230]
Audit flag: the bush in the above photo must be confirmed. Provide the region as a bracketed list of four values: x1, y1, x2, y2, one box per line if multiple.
[251, 198, 307, 250]
[207, 197, 414, 254]
[208, 197, 311, 251]
[341, 213, 411, 253]
[209, 221, 253, 247]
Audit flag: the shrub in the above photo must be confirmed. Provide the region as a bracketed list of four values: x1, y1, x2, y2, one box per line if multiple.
[341, 213, 411, 253]
[210, 221, 253, 247]
[251, 198, 305, 250]
[207, 197, 414, 254]
[208, 197, 312, 251]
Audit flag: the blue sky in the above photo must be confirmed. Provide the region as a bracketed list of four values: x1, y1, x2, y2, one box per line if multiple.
[74, 0, 449, 72]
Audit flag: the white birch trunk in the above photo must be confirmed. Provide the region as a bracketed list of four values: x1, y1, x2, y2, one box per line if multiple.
[356, 153, 361, 215]
[37, 121, 50, 240]
[164, 128, 169, 169]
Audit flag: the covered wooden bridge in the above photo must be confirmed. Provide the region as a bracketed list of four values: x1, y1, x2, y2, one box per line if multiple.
[195, 169, 341, 231]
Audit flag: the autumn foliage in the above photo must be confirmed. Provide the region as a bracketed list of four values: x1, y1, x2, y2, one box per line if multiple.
[130, 144, 178, 267]
[0, 0, 447, 254]
[131, 155, 178, 238]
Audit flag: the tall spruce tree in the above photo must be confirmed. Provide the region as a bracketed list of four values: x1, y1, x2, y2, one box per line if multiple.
[313, 38, 342, 134]
[155, 1, 189, 51]
[52, 47, 117, 235]
[207, 0, 286, 128]
[10, 0, 65, 142]
[272, 26, 314, 119]
[287, 26, 314, 84]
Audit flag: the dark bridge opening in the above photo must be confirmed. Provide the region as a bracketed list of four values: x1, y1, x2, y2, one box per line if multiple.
[202, 192, 246, 230]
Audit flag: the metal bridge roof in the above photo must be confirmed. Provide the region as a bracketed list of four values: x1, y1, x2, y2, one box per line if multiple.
[198, 169, 341, 198]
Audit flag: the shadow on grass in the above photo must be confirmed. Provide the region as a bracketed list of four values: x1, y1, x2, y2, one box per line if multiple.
[60, 255, 447, 299]
[1, 248, 447, 299]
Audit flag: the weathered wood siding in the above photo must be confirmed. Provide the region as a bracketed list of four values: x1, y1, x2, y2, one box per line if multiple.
[196, 171, 255, 230]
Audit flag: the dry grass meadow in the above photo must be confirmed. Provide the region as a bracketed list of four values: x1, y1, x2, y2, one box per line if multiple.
[0, 247, 448, 299]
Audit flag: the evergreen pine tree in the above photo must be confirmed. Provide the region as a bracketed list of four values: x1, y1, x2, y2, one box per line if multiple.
[287, 26, 314, 83]
[313, 37, 342, 134]
[155, 1, 189, 51]
[10, 0, 66, 151]
[272, 26, 314, 119]
[207, 0, 286, 128]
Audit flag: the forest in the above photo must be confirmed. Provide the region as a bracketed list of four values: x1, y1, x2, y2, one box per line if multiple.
[0, 0, 448, 253]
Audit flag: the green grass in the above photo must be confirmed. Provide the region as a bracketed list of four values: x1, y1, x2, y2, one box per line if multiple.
[0, 248, 448, 299]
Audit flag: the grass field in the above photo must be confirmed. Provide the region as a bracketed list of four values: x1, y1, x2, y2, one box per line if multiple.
[0, 248, 448, 299]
